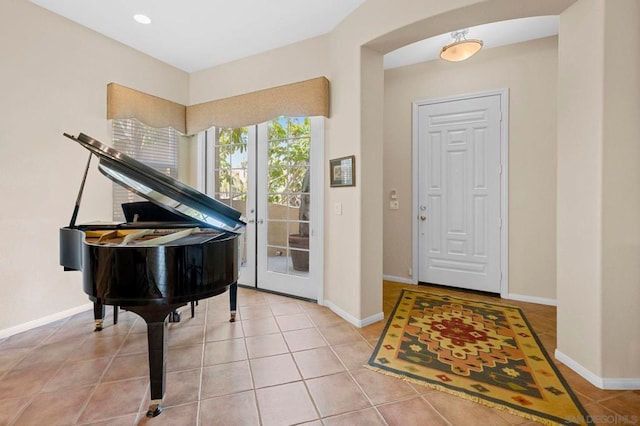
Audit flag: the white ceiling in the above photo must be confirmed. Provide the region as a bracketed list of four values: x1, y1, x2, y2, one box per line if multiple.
[30, 1, 558, 73]
[384, 16, 559, 69]
[30, 0, 366, 73]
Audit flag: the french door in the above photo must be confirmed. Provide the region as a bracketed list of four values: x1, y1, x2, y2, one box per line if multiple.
[202, 117, 323, 301]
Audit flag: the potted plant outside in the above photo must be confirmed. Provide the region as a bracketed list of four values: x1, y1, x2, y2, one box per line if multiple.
[289, 168, 310, 271]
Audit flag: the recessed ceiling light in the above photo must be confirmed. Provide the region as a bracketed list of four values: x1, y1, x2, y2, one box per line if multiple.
[133, 14, 151, 25]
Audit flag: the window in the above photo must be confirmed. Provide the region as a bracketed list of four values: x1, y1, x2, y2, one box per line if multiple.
[111, 118, 179, 221]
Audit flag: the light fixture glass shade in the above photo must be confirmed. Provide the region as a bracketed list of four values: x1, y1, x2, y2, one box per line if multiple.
[440, 39, 483, 61]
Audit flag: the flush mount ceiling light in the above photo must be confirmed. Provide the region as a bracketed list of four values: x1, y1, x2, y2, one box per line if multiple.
[133, 14, 151, 25]
[440, 29, 483, 62]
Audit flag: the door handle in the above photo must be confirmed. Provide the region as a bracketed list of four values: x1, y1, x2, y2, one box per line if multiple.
[257, 219, 264, 224]
[420, 215, 427, 221]
[248, 219, 255, 224]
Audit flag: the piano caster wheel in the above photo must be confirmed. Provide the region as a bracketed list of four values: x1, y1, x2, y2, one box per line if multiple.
[229, 312, 236, 323]
[146, 402, 163, 417]
[168, 310, 181, 323]
[94, 320, 103, 332]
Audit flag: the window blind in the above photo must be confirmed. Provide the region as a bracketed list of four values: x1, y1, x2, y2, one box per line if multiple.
[111, 118, 179, 221]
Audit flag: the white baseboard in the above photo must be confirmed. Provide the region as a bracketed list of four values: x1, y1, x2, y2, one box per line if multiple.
[503, 292, 557, 306]
[383, 275, 416, 285]
[555, 349, 640, 390]
[323, 300, 384, 328]
[0, 303, 93, 340]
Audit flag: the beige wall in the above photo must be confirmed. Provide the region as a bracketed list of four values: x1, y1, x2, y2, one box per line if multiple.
[383, 37, 559, 301]
[189, 35, 330, 105]
[0, 0, 189, 332]
[558, 0, 640, 381]
[600, 0, 640, 378]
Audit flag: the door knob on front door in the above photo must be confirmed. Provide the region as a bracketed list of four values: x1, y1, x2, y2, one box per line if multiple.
[420, 215, 427, 221]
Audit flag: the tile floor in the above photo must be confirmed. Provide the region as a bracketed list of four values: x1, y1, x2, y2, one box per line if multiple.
[0, 281, 638, 425]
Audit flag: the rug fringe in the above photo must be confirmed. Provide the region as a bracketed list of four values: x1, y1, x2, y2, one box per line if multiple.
[363, 364, 573, 426]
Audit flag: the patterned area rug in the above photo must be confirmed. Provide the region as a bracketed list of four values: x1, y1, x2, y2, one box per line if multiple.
[367, 289, 593, 426]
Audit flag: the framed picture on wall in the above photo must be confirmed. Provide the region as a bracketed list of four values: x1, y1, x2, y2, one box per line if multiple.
[329, 155, 355, 187]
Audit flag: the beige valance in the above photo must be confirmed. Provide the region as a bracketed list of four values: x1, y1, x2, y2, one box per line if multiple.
[186, 77, 329, 134]
[107, 83, 187, 134]
[106, 77, 330, 136]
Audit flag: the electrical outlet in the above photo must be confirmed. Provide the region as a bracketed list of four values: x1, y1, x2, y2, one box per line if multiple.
[389, 200, 399, 210]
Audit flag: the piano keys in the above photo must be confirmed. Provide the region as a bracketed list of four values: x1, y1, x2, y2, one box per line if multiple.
[59, 133, 245, 417]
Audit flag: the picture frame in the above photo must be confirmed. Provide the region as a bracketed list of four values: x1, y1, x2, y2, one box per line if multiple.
[329, 155, 356, 187]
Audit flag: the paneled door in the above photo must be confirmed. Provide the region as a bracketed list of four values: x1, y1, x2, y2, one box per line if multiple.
[417, 94, 503, 293]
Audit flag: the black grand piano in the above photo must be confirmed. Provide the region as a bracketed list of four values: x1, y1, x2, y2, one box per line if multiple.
[59, 133, 245, 417]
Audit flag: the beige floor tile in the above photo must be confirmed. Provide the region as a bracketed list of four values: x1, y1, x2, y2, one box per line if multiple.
[598, 392, 640, 417]
[167, 344, 204, 372]
[102, 352, 149, 382]
[306, 372, 371, 417]
[76, 377, 148, 424]
[270, 301, 304, 316]
[351, 367, 417, 405]
[318, 323, 365, 346]
[245, 333, 289, 358]
[0, 366, 58, 399]
[117, 332, 148, 355]
[203, 338, 247, 365]
[136, 402, 198, 426]
[201, 361, 253, 399]
[207, 308, 240, 323]
[240, 304, 274, 320]
[163, 368, 201, 407]
[255, 381, 319, 426]
[425, 390, 515, 426]
[322, 407, 387, 425]
[13, 338, 82, 370]
[283, 328, 327, 352]
[293, 347, 346, 379]
[241, 317, 280, 337]
[275, 313, 314, 331]
[250, 353, 301, 388]
[377, 396, 449, 426]
[0, 397, 31, 425]
[43, 356, 112, 392]
[168, 324, 205, 347]
[205, 320, 244, 342]
[199, 391, 260, 426]
[332, 340, 373, 371]
[12, 386, 93, 426]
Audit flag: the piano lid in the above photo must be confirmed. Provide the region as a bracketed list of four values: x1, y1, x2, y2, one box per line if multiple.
[64, 133, 245, 234]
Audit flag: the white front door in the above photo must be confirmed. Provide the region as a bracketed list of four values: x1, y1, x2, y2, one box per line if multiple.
[203, 117, 323, 301]
[416, 94, 504, 293]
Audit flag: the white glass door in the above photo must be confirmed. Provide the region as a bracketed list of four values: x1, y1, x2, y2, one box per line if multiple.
[256, 117, 323, 300]
[204, 126, 256, 287]
[203, 117, 323, 301]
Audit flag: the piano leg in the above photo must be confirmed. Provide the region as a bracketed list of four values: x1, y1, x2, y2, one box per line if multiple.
[229, 282, 237, 322]
[92, 302, 119, 331]
[122, 303, 185, 417]
[93, 301, 105, 332]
